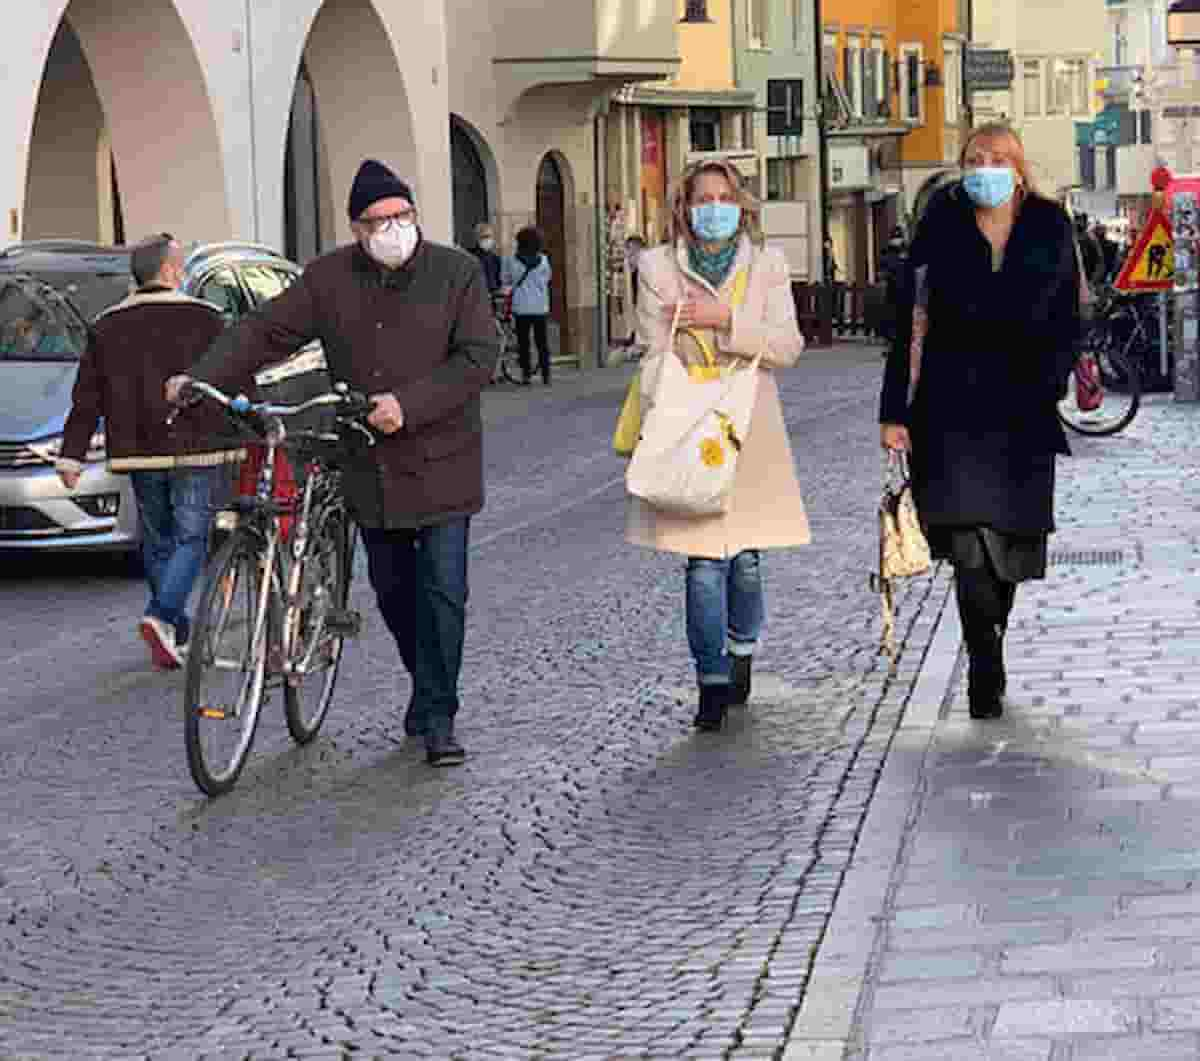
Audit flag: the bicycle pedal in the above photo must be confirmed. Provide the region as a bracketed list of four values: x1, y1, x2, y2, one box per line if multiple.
[325, 609, 363, 637]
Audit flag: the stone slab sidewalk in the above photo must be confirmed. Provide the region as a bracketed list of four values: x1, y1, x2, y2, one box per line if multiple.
[784, 396, 1200, 1060]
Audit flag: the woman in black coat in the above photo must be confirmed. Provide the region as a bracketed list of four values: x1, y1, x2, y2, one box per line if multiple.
[880, 123, 1081, 719]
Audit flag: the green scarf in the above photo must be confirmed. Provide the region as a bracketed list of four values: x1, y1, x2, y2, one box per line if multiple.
[687, 240, 739, 291]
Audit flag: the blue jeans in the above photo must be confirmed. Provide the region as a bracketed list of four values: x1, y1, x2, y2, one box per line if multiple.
[130, 467, 223, 644]
[360, 518, 470, 728]
[686, 550, 764, 686]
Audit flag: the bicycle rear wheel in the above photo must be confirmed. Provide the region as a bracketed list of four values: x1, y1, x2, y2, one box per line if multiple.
[184, 530, 271, 796]
[283, 509, 350, 744]
[1058, 340, 1141, 437]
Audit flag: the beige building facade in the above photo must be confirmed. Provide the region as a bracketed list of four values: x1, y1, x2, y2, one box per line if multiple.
[4, 0, 680, 364]
[969, 0, 1107, 199]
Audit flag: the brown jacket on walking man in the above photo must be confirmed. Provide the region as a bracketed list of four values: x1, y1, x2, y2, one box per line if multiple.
[59, 235, 241, 670]
[171, 159, 498, 767]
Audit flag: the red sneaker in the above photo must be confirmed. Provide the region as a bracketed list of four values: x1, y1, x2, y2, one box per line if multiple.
[139, 616, 183, 670]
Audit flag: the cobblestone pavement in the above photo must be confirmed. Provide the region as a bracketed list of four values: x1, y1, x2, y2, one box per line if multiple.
[791, 395, 1200, 1061]
[0, 343, 948, 1060]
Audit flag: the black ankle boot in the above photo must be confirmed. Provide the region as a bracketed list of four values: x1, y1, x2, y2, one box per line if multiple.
[694, 685, 729, 731]
[729, 656, 752, 707]
[967, 629, 1005, 720]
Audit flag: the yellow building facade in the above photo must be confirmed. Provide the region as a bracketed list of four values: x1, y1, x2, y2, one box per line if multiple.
[820, 0, 968, 281]
[602, 0, 758, 342]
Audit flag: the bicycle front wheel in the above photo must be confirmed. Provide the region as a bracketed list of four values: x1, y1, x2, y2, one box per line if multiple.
[184, 530, 271, 796]
[283, 509, 350, 744]
[1058, 342, 1141, 437]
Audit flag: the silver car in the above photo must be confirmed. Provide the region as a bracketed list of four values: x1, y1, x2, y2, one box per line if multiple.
[0, 240, 324, 555]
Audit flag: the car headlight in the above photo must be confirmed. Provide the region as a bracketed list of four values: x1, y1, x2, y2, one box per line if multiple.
[27, 431, 106, 463]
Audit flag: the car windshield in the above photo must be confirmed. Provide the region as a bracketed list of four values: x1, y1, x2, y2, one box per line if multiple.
[0, 275, 88, 362]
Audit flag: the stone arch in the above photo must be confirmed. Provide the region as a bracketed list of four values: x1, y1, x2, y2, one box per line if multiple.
[450, 114, 501, 249]
[23, 0, 230, 244]
[289, 0, 421, 249]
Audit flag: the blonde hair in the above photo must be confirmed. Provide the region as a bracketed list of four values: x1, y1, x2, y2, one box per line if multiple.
[960, 121, 1042, 201]
[668, 159, 764, 247]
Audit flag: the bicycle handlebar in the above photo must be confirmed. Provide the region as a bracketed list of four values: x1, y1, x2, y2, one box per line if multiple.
[167, 378, 377, 448]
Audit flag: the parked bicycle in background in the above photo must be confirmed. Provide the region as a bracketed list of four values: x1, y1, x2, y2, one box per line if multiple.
[1056, 284, 1172, 437]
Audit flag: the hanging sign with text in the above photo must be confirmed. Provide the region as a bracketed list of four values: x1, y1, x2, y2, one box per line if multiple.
[964, 49, 1014, 93]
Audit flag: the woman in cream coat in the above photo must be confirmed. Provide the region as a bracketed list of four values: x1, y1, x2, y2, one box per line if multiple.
[627, 159, 810, 732]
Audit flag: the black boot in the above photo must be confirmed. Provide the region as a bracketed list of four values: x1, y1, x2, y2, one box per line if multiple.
[694, 684, 729, 731]
[956, 567, 1008, 720]
[729, 656, 752, 707]
[966, 628, 1005, 719]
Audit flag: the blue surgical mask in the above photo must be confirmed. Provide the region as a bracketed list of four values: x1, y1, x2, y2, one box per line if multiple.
[690, 202, 742, 242]
[962, 166, 1017, 209]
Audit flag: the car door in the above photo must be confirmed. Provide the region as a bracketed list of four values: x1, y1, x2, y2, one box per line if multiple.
[233, 260, 331, 407]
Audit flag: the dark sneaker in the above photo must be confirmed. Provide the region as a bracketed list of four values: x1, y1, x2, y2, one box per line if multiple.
[693, 684, 729, 732]
[729, 655, 752, 707]
[426, 721, 466, 767]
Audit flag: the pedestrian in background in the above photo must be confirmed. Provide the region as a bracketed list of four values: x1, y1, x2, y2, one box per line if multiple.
[1093, 222, 1119, 284]
[877, 227, 908, 346]
[628, 158, 808, 732]
[1074, 212, 1104, 289]
[57, 234, 242, 669]
[624, 233, 647, 348]
[502, 226, 553, 385]
[880, 123, 1081, 720]
[168, 159, 498, 767]
[470, 221, 502, 296]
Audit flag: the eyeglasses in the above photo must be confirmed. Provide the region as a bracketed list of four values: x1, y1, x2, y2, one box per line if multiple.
[357, 210, 417, 233]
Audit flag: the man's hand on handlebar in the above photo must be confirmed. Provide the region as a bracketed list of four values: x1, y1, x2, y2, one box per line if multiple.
[165, 374, 193, 406]
[367, 393, 404, 435]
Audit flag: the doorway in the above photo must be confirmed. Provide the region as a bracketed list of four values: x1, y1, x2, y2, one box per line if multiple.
[451, 119, 488, 249]
[535, 153, 569, 357]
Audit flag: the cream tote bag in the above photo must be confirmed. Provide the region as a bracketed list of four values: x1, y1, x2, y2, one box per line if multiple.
[626, 301, 761, 518]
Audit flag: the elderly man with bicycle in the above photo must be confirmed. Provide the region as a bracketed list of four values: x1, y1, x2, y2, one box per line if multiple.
[168, 159, 498, 767]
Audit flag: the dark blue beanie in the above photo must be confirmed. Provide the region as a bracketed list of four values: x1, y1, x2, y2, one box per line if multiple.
[347, 159, 414, 220]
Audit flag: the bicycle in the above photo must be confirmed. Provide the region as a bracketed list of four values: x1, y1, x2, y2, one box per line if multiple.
[1106, 289, 1169, 392]
[167, 379, 374, 796]
[1057, 319, 1142, 437]
[491, 292, 522, 384]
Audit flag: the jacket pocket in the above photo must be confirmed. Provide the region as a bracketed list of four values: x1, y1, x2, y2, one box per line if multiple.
[422, 426, 479, 461]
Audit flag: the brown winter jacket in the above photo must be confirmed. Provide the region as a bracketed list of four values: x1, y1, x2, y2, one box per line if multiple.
[187, 238, 499, 529]
[61, 287, 244, 470]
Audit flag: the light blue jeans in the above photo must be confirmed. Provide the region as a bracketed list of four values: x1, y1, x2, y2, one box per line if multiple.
[685, 550, 764, 686]
[130, 467, 223, 645]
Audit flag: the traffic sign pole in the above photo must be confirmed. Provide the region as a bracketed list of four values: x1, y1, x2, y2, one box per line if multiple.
[1169, 174, 1200, 400]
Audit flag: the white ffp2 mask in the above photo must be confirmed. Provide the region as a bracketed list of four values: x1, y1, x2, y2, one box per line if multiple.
[367, 222, 419, 267]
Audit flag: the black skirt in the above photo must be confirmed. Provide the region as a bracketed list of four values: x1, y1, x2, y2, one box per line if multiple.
[927, 525, 1048, 583]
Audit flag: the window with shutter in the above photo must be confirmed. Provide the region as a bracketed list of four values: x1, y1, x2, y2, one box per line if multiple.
[882, 50, 891, 116]
[864, 50, 877, 119]
[844, 48, 855, 114]
[1079, 146, 1095, 189]
[907, 52, 921, 120]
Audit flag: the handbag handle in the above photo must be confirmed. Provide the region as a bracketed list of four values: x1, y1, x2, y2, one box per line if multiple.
[885, 448, 911, 487]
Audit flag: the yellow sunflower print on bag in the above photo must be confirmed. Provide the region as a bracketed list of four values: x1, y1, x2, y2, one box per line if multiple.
[700, 438, 725, 467]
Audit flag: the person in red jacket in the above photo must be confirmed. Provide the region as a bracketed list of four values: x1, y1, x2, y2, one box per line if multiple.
[57, 234, 241, 669]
